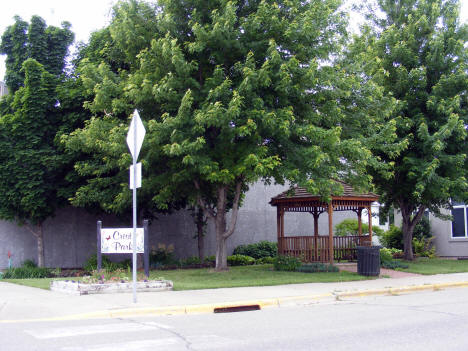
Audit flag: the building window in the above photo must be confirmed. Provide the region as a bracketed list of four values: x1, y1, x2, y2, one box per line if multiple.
[452, 202, 468, 238]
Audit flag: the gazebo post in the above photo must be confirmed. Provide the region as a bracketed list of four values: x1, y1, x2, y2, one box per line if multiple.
[367, 205, 373, 245]
[357, 208, 363, 236]
[313, 210, 319, 261]
[328, 203, 334, 264]
[277, 206, 282, 255]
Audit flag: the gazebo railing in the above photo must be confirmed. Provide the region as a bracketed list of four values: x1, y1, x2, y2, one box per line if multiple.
[278, 235, 371, 262]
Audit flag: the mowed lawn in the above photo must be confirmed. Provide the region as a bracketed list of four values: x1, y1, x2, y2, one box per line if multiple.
[2, 265, 369, 291]
[398, 258, 468, 275]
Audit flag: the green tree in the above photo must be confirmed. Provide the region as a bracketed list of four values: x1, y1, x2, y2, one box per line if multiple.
[0, 15, 73, 93]
[65, 0, 384, 271]
[0, 16, 76, 267]
[356, 0, 468, 260]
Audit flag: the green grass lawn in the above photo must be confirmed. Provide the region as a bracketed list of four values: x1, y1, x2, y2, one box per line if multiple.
[397, 258, 468, 275]
[1, 265, 369, 291]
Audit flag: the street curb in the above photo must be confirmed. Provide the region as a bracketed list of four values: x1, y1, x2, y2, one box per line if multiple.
[2, 281, 468, 323]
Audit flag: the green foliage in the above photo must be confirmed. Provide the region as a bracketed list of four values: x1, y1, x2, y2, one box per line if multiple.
[2, 267, 52, 279]
[0, 15, 74, 93]
[204, 255, 216, 264]
[380, 225, 404, 250]
[82, 254, 131, 272]
[21, 259, 37, 268]
[380, 248, 394, 264]
[255, 257, 276, 265]
[413, 216, 432, 241]
[273, 255, 302, 272]
[413, 237, 437, 258]
[149, 245, 178, 267]
[180, 256, 202, 267]
[64, 0, 381, 271]
[296, 263, 339, 273]
[334, 219, 384, 237]
[353, 0, 468, 259]
[381, 260, 409, 270]
[227, 254, 255, 266]
[233, 241, 277, 259]
[2, 260, 51, 278]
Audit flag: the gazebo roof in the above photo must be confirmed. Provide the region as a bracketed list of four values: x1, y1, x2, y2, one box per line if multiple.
[270, 180, 378, 211]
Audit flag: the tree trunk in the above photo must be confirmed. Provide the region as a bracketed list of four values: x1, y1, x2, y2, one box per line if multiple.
[214, 201, 228, 271]
[26, 223, 45, 267]
[196, 208, 205, 261]
[401, 217, 415, 261]
[400, 202, 426, 261]
[196, 181, 243, 272]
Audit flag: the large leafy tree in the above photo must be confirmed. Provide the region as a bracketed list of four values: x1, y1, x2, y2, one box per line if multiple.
[0, 17, 75, 266]
[356, 0, 468, 259]
[65, 0, 389, 270]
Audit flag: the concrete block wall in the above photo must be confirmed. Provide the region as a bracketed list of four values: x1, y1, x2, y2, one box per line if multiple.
[0, 182, 367, 269]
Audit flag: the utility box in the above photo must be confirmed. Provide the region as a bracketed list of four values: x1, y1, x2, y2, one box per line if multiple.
[357, 246, 381, 276]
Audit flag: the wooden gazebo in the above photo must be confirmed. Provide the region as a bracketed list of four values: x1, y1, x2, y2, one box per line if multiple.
[270, 181, 379, 264]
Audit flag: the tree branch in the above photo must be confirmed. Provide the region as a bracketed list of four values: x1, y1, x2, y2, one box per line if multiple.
[24, 222, 39, 238]
[194, 180, 215, 219]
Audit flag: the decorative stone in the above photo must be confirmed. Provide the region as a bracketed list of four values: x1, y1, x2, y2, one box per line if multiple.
[50, 279, 173, 295]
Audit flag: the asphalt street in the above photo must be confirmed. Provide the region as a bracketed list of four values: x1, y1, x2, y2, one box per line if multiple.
[2, 287, 468, 351]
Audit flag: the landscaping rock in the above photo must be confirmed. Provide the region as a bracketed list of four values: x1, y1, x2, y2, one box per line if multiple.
[50, 279, 173, 295]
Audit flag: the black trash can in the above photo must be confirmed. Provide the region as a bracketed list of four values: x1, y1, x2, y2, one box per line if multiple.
[357, 246, 381, 276]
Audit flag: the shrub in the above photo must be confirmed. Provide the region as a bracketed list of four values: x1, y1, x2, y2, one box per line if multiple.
[2, 266, 52, 279]
[256, 256, 276, 265]
[227, 254, 255, 266]
[180, 256, 202, 267]
[296, 263, 339, 273]
[413, 237, 436, 258]
[273, 255, 302, 271]
[204, 255, 216, 264]
[380, 225, 404, 250]
[149, 244, 178, 267]
[83, 254, 113, 272]
[381, 260, 409, 269]
[334, 219, 384, 237]
[21, 259, 37, 268]
[233, 241, 277, 259]
[413, 216, 432, 241]
[380, 248, 394, 264]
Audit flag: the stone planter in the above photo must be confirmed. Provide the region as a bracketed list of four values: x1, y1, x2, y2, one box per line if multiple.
[50, 279, 173, 295]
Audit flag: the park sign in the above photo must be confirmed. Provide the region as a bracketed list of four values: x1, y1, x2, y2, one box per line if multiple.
[100, 228, 144, 254]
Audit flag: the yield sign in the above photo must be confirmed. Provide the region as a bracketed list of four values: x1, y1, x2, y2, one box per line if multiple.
[126, 109, 146, 161]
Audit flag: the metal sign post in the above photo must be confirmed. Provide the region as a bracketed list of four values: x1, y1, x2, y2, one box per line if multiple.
[126, 109, 145, 303]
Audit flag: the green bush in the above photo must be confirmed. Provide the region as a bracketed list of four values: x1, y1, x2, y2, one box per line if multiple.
[83, 254, 113, 272]
[296, 263, 339, 273]
[380, 225, 404, 250]
[380, 248, 394, 264]
[273, 255, 302, 271]
[180, 256, 202, 267]
[227, 254, 255, 266]
[413, 237, 436, 258]
[2, 266, 52, 279]
[21, 259, 37, 268]
[334, 219, 384, 237]
[149, 246, 178, 267]
[204, 255, 216, 264]
[381, 260, 409, 269]
[233, 241, 277, 259]
[255, 256, 276, 265]
[413, 216, 432, 241]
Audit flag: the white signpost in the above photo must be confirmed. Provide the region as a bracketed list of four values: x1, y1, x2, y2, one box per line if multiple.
[127, 109, 146, 303]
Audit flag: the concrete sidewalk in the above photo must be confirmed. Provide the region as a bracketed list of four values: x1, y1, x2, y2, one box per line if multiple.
[1, 272, 468, 322]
